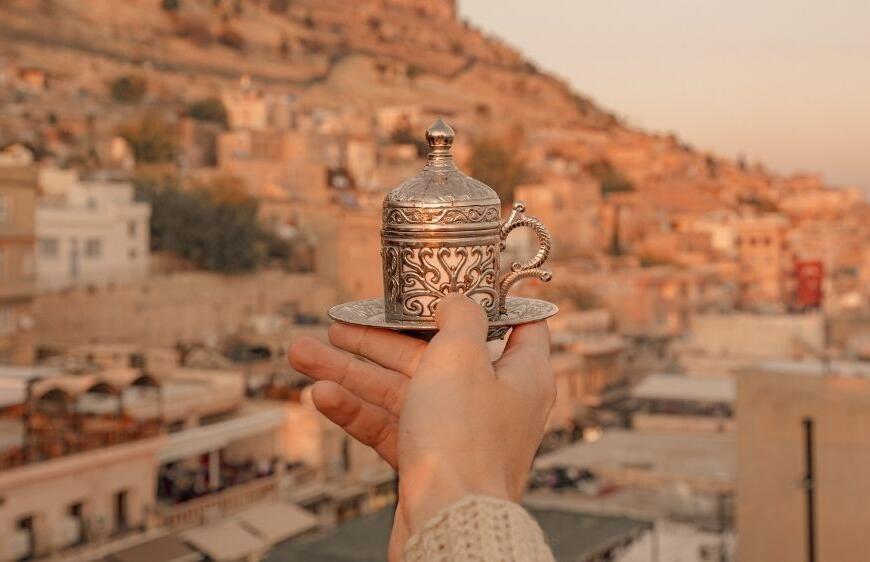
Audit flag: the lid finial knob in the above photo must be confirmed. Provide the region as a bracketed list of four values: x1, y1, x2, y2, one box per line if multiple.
[425, 118, 455, 161]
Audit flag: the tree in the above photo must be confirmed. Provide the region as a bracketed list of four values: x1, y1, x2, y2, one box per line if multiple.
[118, 114, 176, 164]
[268, 0, 291, 13]
[390, 126, 429, 157]
[600, 173, 634, 196]
[186, 97, 229, 128]
[405, 64, 422, 81]
[161, 0, 181, 11]
[110, 75, 147, 104]
[135, 177, 289, 273]
[467, 137, 527, 203]
[175, 16, 213, 46]
[586, 159, 634, 195]
[217, 26, 246, 50]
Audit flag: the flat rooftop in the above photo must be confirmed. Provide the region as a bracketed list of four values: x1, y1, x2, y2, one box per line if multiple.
[266, 506, 650, 562]
[535, 430, 734, 490]
[747, 359, 870, 378]
[631, 374, 734, 403]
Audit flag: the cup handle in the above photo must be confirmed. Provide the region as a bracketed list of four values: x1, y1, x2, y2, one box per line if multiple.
[498, 202, 553, 314]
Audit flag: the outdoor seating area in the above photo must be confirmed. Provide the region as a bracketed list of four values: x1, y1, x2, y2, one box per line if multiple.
[158, 456, 281, 505]
[0, 366, 163, 469]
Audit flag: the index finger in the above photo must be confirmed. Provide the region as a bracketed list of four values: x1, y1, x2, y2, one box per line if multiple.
[494, 321, 553, 399]
[329, 322, 427, 377]
[496, 320, 551, 368]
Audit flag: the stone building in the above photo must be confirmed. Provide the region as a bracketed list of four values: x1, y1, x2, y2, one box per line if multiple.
[515, 176, 602, 258]
[736, 361, 870, 562]
[734, 215, 789, 308]
[0, 167, 37, 365]
[35, 169, 150, 291]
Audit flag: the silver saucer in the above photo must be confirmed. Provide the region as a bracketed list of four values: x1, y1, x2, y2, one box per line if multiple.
[328, 297, 558, 341]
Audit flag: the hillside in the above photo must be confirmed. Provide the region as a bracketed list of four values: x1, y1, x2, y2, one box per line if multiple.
[0, 0, 861, 217]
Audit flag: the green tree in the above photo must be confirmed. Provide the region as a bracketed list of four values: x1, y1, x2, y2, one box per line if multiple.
[186, 97, 229, 128]
[268, 0, 291, 13]
[218, 26, 245, 50]
[587, 159, 635, 196]
[110, 75, 147, 104]
[118, 114, 177, 164]
[390, 126, 429, 157]
[135, 177, 288, 273]
[600, 173, 634, 196]
[405, 64, 422, 80]
[161, 0, 181, 11]
[467, 137, 527, 203]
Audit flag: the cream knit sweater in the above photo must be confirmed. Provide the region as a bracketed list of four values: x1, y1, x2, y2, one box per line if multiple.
[404, 495, 555, 562]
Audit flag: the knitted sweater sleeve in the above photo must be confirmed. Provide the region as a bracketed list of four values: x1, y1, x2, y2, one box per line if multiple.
[403, 495, 555, 562]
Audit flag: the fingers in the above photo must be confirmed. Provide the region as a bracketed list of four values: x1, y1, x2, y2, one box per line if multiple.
[310, 381, 398, 468]
[329, 323, 426, 377]
[289, 336, 407, 415]
[388, 502, 409, 562]
[497, 321, 550, 367]
[495, 321, 554, 404]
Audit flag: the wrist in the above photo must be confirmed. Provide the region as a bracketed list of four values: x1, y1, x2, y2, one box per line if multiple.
[399, 457, 511, 536]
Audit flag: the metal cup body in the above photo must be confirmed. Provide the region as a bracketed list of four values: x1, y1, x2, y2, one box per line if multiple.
[381, 201, 502, 323]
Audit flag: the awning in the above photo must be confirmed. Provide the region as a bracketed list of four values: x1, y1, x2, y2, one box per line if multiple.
[236, 502, 318, 543]
[183, 521, 268, 562]
[107, 535, 202, 562]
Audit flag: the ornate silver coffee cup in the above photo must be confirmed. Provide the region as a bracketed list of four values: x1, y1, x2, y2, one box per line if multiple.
[329, 118, 557, 340]
[382, 118, 552, 322]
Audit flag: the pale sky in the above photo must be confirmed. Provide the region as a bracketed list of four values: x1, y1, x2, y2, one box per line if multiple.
[460, 0, 870, 192]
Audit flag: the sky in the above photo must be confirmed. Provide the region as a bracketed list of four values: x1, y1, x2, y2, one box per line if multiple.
[460, 0, 870, 192]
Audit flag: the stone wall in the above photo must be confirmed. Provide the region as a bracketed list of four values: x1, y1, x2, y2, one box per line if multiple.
[34, 270, 336, 348]
[736, 370, 870, 562]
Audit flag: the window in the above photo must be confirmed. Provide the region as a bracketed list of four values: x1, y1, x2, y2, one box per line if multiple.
[39, 238, 59, 258]
[0, 195, 9, 222]
[0, 248, 5, 278]
[113, 490, 129, 534]
[68, 502, 86, 546]
[127, 221, 137, 237]
[16, 515, 35, 560]
[84, 239, 102, 258]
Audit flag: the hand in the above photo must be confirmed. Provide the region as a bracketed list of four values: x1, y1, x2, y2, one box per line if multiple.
[288, 294, 555, 560]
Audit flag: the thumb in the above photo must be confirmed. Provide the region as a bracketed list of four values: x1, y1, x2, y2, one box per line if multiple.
[433, 293, 488, 341]
[417, 293, 492, 376]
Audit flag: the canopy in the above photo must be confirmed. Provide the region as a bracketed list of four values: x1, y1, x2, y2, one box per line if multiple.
[236, 502, 318, 543]
[106, 535, 201, 562]
[183, 521, 267, 562]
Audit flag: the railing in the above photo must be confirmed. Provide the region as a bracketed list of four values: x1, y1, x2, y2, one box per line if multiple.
[156, 474, 279, 530]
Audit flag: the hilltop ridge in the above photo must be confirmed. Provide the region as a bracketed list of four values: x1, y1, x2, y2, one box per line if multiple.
[0, 0, 862, 215]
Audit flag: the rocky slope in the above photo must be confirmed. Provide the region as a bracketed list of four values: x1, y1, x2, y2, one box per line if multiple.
[0, 0, 857, 215]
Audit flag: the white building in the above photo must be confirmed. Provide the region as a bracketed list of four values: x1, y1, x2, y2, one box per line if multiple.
[35, 169, 150, 291]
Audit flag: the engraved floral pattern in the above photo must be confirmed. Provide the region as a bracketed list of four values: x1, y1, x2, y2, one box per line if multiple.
[382, 243, 499, 319]
[384, 205, 500, 225]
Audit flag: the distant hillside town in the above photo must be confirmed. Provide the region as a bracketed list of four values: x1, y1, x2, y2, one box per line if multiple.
[0, 1, 868, 561]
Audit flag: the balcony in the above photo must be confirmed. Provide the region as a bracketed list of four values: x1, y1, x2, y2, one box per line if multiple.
[155, 473, 281, 530]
